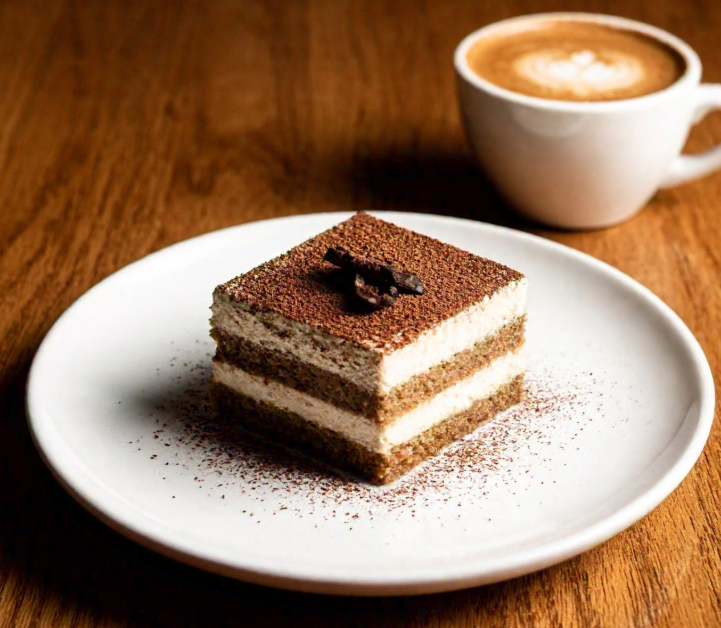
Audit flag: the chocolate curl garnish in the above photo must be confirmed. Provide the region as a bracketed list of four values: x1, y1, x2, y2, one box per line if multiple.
[323, 246, 354, 268]
[389, 265, 424, 295]
[323, 247, 424, 296]
[354, 275, 398, 310]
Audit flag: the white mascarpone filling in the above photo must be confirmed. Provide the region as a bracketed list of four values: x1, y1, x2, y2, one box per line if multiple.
[213, 349, 524, 454]
[211, 301, 380, 389]
[212, 278, 526, 394]
[379, 279, 526, 390]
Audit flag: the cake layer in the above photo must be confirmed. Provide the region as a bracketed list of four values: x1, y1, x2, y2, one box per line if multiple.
[212, 349, 524, 453]
[211, 277, 527, 393]
[212, 316, 525, 421]
[211, 375, 524, 485]
[211, 296, 380, 391]
[214, 213, 525, 355]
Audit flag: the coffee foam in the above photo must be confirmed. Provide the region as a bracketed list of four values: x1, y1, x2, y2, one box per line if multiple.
[514, 49, 644, 99]
[466, 21, 686, 102]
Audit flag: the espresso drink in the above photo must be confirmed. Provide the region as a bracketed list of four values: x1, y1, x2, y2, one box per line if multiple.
[466, 20, 686, 102]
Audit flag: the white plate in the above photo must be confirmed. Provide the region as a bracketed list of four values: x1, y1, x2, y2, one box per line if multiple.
[27, 212, 714, 596]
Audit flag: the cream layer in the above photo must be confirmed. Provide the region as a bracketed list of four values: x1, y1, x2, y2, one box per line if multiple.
[211, 278, 526, 394]
[213, 349, 524, 454]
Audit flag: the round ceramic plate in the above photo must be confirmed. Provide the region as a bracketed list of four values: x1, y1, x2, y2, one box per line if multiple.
[27, 212, 714, 596]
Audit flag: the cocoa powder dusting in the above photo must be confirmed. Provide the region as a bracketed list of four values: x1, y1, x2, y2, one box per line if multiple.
[215, 213, 524, 352]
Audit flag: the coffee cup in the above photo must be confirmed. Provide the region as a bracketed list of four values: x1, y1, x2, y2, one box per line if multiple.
[454, 13, 721, 229]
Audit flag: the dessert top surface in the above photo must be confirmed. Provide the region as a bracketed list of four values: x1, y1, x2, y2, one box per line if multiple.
[216, 213, 524, 352]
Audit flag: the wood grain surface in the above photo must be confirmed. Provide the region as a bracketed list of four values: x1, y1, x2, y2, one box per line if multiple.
[1, 0, 719, 626]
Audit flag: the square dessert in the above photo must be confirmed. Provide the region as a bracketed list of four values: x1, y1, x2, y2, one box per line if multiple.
[210, 212, 526, 484]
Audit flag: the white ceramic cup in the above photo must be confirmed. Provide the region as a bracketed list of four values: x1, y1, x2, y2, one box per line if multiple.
[455, 13, 721, 229]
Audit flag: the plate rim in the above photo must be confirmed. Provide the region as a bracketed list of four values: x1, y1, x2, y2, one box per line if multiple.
[26, 211, 716, 596]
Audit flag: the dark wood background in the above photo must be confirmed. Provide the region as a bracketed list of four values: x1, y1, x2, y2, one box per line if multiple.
[1, 0, 719, 626]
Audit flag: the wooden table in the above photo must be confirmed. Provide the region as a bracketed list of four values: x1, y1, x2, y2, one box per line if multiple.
[1, 1, 719, 625]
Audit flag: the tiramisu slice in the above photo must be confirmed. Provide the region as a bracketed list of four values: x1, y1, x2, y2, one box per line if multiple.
[210, 213, 526, 484]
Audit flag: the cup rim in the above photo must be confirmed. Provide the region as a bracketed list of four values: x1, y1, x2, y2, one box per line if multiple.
[454, 12, 702, 112]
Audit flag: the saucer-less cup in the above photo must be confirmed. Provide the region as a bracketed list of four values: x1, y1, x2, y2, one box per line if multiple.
[455, 13, 721, 229]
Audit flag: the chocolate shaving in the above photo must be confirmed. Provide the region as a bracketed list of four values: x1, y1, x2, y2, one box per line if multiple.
[389, 265, 424, 295]
[325, 248, 391, 287]
[322, 247, 422, 311]
[354, 275, 397, 310]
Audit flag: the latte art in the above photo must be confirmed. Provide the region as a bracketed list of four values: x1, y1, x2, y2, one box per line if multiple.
[466, 21, 686, 102]
[514, 49, 644, 98]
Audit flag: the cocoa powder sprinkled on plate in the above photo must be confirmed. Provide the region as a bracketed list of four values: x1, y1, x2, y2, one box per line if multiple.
[135, 348, 601, 520]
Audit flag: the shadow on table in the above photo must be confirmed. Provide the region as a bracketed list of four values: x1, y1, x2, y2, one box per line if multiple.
[327, 142, 545, 232]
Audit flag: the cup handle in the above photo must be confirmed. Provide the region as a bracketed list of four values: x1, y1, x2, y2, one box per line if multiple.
[660, 84, 721, 188]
